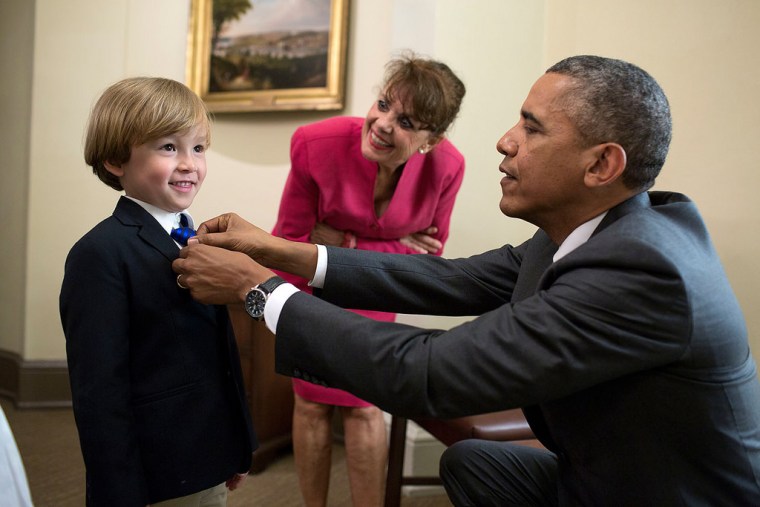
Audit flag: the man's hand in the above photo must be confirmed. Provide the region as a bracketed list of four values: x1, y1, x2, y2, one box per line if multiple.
[192, 213, 272, 261]
[400, 226, 442, 254]
[185, 212, 320, 282]
[172, 243, 274, 305]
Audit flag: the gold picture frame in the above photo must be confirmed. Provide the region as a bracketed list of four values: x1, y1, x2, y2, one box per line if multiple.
[186, 0, 349, 113]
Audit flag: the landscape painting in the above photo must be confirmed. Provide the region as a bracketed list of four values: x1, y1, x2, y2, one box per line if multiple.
[187, 0, 349, 112]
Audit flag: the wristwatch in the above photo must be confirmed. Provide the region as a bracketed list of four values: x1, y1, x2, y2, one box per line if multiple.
[244, 276, 286, 321]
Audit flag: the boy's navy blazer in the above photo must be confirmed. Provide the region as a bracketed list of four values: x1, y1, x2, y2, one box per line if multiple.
[60, 197, 257, 506]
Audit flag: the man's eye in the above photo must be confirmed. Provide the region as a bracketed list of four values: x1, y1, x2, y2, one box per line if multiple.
[523, 125, 538, 135]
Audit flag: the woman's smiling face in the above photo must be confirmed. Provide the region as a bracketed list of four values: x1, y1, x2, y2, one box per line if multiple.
[360, 90, 438, 172]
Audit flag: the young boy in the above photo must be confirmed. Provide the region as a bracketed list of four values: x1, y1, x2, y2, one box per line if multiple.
[59, 77, 256, 506]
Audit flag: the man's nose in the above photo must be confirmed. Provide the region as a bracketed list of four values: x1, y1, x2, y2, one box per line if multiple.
[497, 132, 518, 157]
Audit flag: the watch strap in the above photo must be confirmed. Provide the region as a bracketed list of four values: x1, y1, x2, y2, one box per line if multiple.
[258, 275, 287, 295]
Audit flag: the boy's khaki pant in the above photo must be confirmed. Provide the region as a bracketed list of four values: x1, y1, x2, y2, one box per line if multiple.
[152, 483, 227, 507]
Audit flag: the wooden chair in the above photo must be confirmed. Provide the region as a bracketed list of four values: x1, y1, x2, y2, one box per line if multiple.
[384, 408, 541, 507]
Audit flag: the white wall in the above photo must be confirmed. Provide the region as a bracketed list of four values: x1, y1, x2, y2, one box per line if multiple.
[0, 0, 34, 355]
[5, 0, 760, 369]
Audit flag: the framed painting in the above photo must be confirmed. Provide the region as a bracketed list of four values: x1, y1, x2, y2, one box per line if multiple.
[186, 0, 349, 113]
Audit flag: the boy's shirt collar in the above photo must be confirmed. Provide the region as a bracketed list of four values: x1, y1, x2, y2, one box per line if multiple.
[124, 196, 194, 234]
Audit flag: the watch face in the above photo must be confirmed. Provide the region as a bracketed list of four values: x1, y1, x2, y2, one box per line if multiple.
[245, 288, 267, 319]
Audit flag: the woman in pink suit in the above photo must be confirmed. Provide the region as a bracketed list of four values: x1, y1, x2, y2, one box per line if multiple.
[272, 53, 466, 507]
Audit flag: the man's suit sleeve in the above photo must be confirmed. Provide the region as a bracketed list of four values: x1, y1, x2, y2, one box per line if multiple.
[316, 245, 522, 315]
[276, 242, 691, 419]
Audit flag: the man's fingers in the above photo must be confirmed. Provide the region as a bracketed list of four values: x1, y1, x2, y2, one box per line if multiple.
[188, 231, 219, 247]
[196, 217, 219, 235]
[197, 212, 236, 234]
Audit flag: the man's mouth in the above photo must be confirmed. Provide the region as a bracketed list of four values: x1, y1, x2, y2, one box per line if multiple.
[499, 165, 516, 180]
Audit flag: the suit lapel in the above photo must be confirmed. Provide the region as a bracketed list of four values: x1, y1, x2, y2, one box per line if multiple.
[593, 191, 650, 237]
[113, 197, 180, 262]
[511, 229, 559, 449]
[514, 192, 652, 290]
[511, 229, 558, 303]
[516, 193, 652, 452]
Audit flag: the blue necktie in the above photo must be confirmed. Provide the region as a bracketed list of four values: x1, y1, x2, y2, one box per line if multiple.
[171, 213, 196, 246]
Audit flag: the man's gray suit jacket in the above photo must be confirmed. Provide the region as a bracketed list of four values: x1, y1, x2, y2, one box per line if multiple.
[274, 191, 760, 505]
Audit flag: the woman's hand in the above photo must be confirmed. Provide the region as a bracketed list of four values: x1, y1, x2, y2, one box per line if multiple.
[309, 222, 345, 247]
[400, 226, 442, 254]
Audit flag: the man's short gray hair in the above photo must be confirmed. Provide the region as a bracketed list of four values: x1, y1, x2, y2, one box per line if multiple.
[547, 55, 672, 191]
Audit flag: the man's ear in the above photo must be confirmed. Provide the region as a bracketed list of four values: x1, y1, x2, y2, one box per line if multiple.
[104, 161, 124, 178]
[584, 143, 627, 188]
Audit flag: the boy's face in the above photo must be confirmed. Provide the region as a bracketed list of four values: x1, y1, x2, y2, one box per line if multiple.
[105, 125, 208, 212]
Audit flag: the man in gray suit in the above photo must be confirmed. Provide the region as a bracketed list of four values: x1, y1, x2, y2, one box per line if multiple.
[174, 56, 760, 505]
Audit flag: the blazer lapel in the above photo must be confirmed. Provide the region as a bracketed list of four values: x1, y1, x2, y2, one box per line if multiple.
[513, 193, 652, 303]
[593, 191, 651, 237]
[519, 192, 653, 453]
[511, 230, 559, 451]
[113, 197, 180, 262]
[511, 229, 558, 303]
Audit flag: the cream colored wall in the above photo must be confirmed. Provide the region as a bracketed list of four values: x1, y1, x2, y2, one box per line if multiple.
[0, 0, 34, 355]
[25, 0, 197, 359]
[11, 0, 760, 364]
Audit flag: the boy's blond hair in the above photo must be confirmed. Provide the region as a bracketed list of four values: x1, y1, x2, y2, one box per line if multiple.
[84, 77, 211, 191]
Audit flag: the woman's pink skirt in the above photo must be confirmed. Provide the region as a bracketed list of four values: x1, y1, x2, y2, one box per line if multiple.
[293, 379, 373, 407]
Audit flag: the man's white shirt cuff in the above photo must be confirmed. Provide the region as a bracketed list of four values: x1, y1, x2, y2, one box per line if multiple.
[264, 283, 299, 333]
[310, 244, 327, 288]
[263, 245, 327, 333]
